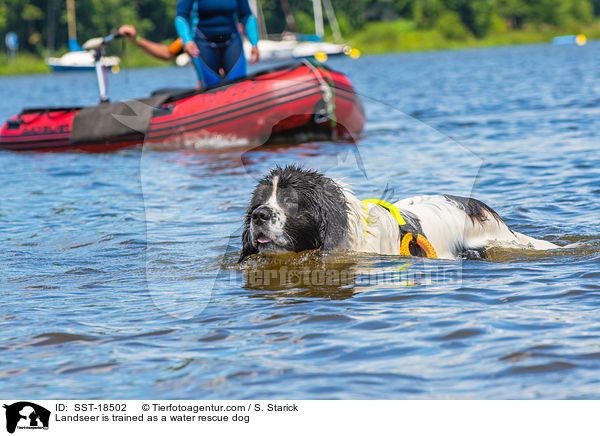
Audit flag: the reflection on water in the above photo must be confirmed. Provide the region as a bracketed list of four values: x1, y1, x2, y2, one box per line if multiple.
[1, 43, 600, 399]
[485, 239, 600, 263]
[228, 235, 599, 299]
[228, 250, 463, 298]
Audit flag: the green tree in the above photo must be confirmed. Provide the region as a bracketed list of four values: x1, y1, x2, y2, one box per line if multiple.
[436, 10, 472, 39]
[445, 0, 495, 37]
[527, 0, 593, 26]
[413, 0, 447, 28]
[497, 0, 530, 28]
[2, 0, 600, 57]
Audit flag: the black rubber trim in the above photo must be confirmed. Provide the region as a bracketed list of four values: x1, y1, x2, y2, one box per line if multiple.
[148, 91, 323, 141]
[149, 85, 321, 134]
[152, 80, 319, 126]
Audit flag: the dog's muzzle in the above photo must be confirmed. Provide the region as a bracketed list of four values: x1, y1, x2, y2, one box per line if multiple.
[250, 205, 289, 251]
[251, 205, 272, 225]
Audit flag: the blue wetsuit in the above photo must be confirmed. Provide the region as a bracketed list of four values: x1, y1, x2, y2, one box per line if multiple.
[175, 0, 259, 87]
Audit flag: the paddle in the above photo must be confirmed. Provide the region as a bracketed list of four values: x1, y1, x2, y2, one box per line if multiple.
[82, 31, 122, 51]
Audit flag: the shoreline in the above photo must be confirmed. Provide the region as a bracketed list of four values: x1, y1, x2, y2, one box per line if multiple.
[347, 19, 600, 54]
[1, 21, 598, 77]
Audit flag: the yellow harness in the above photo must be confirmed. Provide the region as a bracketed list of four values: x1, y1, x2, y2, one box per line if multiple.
[361, 199, 438, 258]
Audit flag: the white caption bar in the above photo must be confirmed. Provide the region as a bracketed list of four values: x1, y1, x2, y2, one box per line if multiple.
[1, 400, 598, 435]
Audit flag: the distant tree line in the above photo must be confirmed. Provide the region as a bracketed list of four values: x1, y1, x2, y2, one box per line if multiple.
[1, 0, 599, 54]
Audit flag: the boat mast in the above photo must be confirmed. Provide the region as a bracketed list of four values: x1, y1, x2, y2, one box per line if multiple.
[322, 0, 342, 41]
[249, 0, 268, 39]
[66, 0, 82, 51]
[312, 0, 324, 39]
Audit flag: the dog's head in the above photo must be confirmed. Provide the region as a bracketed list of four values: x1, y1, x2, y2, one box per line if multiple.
[239, 165, 350, 261]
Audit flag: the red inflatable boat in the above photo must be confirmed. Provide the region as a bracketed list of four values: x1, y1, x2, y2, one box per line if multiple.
[0, 62, 364, 152]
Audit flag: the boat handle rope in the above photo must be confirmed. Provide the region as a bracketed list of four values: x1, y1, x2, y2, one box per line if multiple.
[16, 108, 73, 126]
[47, 110, 74, 120]
[301, 58, 335, 129]
[16, 111, 44, 126]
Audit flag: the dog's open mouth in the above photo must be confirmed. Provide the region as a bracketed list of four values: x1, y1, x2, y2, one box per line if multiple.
[255, 234, 278, 249]
[254, 234, 289, 254]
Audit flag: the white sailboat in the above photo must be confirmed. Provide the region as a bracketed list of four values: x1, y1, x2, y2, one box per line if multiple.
[244, 0, 359, 63]
[46, 0, 120, 71]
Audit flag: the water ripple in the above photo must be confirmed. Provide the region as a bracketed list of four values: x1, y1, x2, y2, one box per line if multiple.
[1, 43, 600, 399]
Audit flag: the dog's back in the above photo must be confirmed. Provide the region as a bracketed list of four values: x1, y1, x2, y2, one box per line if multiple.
[394, 194, 558, 259]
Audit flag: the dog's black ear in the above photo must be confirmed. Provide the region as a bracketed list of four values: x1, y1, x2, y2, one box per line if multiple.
[317, 207, 331, 250]
[238, 221, 258, 262]
[318, 212, 342, 250]
[317, 205, 347, 251]
[316, 179, 349, 251]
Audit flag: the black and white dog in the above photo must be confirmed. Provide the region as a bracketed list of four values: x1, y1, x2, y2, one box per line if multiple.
[239, 165, 558, 261]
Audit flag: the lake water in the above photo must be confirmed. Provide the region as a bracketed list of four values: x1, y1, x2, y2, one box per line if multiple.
[1, 42, 600, 399]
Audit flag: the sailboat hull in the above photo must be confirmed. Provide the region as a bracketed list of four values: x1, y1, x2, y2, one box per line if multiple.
[47, 50, 120, 71]
[244, 39, 347, 62]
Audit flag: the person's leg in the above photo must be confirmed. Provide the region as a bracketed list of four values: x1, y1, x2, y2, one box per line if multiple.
[193, 37, 222, 87]
[222, 32, 247, 82]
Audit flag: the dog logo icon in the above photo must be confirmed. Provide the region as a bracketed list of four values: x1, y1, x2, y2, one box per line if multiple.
[3, 402, 50, 434]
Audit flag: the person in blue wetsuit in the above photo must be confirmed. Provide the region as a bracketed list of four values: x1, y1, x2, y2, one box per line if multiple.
[175, 0, 260, 88]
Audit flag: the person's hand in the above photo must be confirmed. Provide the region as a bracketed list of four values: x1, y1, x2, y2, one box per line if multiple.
[250, 46, 259, 64]
[118, 25, 137, 42]
[184, 41, 200, 58]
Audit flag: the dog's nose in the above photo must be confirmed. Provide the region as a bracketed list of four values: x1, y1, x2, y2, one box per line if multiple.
[252, 206, 272, 224]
